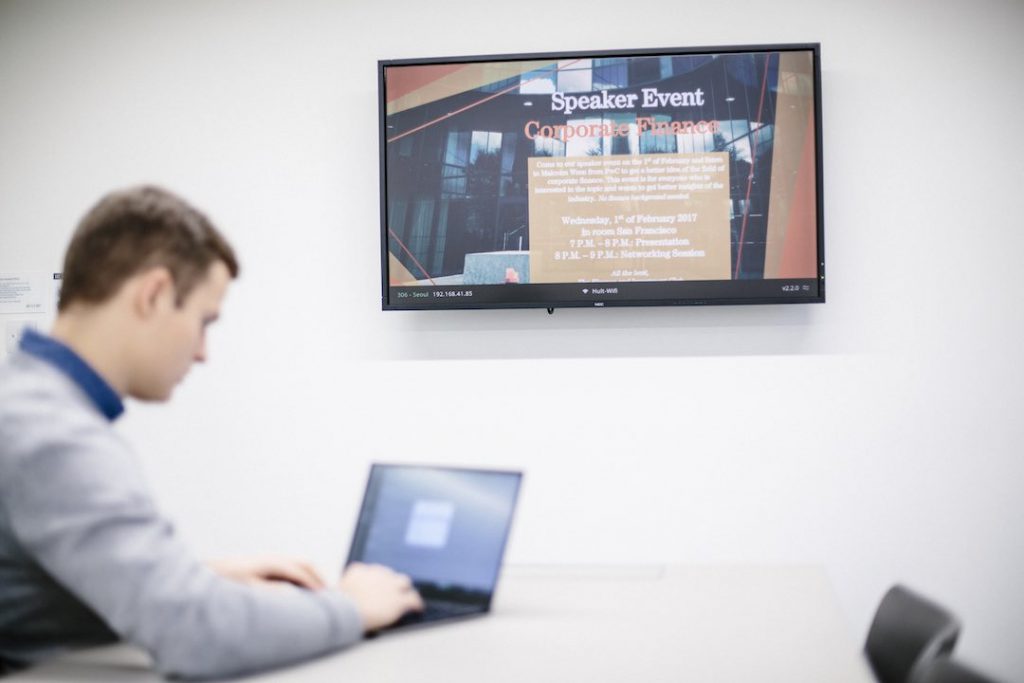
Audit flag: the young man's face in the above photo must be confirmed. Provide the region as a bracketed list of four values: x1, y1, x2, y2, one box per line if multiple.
[130, 261, 231, 401]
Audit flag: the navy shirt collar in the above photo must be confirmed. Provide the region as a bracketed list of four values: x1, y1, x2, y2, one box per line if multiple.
[19, 328, 125, 421]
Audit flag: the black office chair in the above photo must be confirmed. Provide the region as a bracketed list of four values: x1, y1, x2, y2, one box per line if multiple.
[911, 656, 1002, 683]
[865, 584, 961, 683]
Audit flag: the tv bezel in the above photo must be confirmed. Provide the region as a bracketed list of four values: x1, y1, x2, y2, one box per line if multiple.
[378, 42, 824, 311]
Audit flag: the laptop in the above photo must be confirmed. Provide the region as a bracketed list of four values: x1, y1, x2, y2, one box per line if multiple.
[345, 463, 523, 631]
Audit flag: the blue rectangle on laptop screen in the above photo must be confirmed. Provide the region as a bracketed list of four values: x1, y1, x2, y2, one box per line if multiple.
[347, 465, 521, 594]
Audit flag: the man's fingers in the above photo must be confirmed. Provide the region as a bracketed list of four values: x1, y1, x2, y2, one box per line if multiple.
[210, 556, 328, 590]
[294, 561, 327, 590]
[338, 563, 426, 631]
[404, 586, 425, 612]
[262, 560, 326, 590]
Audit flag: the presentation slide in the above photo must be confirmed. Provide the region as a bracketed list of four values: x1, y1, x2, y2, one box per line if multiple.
[382, 49, 819, 305]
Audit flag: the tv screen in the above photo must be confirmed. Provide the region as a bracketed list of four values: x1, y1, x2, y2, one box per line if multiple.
[379, 43, 823, 311]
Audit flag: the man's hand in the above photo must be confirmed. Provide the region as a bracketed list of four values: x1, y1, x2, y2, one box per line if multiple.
[208, 556, 326, 590]
[338, 562, 424, 633]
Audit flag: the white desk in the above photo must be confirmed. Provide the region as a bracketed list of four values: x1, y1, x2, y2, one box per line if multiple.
[9, 565, 875, 682]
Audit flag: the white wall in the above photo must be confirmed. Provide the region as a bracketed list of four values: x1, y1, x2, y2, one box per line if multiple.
[2, 0, 1022, 679]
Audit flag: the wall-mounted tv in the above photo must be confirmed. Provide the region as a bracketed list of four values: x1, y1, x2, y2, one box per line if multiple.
[379, 43, 823, 311]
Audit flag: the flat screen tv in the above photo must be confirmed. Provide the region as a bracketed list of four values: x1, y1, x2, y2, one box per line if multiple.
[379, 43, 823, 311]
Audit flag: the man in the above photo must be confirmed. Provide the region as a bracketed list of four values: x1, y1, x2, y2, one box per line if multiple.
[0, 186, 423, 678]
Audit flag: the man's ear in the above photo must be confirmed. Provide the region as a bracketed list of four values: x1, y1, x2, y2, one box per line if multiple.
[132, 267, 175, 319]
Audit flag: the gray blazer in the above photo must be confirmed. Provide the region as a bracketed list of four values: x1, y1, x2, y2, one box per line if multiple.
[0, 351, 363, 679]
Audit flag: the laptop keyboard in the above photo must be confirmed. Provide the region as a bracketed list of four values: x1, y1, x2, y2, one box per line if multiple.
[392, 600, 484, 628]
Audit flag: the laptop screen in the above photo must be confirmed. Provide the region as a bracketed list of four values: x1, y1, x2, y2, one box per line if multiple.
[347, 465, 522, 599]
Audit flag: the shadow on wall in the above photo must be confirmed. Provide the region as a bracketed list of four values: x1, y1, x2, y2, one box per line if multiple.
[375, 302, 840, 361]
